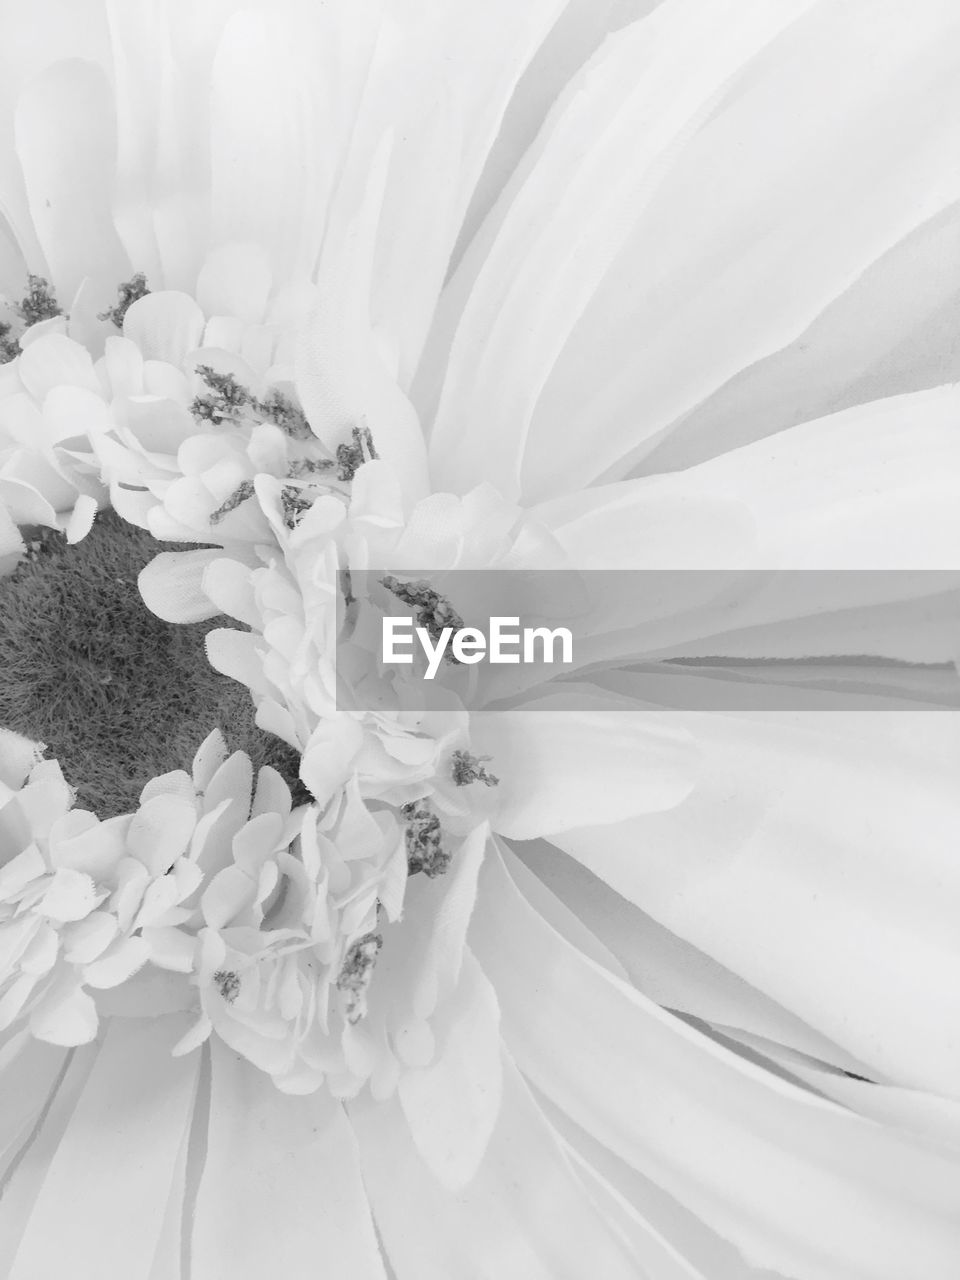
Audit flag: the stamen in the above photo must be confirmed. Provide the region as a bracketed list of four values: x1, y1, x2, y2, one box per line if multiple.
[401, 801, 451, 878]
[17, 275, 61, 326]
[380, 576, 464, 662]
[336, 425, 378, 481]
[0, 321, 18, 364]
[190, 366, 321, 443]
[258, 388, 314, 440]
[209, 480, 256, 525]
[191, 365, 253, 424]
[337, 932, 382, 1024]
[451, 750, 499, 788]
[287, 458, 335, 478]
[279, 485, 313, 529]
[99, 272, 150, 327]
[213, 969, 242, 1003]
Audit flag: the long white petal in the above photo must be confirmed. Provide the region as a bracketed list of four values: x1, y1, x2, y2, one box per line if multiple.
[398, 951, 502, 1190]
[15, 59, 129, 308]
[508, 841, 871, 1076]
[190, 1037, 387, 1280]
[470, 846, 960, 1279]
[516, 0, 960, 499]
[6, 1017, 198, 1280]
[350, 1052, 640, 1280]
[427, 0, 821, 499]
[0, 1043, 101, 1274]
[548, 702, 960, 1095]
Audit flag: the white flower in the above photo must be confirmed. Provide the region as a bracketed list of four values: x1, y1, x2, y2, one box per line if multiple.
[0, 3, 958, 1280]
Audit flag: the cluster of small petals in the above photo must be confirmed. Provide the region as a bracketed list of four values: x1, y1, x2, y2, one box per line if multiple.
[0, 322, 105, 552]
[0, 755, 198, 1046]
[0, 276, 510, 1098]
[203, 456, 555, 817]
[0, 281, 333, 554]
[0, 718, 482, 1099]
[175, 778, 410, 1095]
[0, 730, 303, 1050]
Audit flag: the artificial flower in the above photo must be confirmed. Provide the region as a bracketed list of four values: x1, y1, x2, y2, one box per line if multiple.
[0, 3, 958, 1279]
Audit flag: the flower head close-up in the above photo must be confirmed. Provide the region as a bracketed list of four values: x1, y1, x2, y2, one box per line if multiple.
[0, 2, 959, 1278]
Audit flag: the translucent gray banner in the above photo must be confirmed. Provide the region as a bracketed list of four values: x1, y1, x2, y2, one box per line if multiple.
[335, 570, 960, 712]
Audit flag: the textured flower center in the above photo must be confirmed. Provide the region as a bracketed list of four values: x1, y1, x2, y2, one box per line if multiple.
[0, 510, 300, 817]
[0, 271, 509, 1095]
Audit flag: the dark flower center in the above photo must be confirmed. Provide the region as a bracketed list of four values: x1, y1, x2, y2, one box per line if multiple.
[0, 510, 304, 816]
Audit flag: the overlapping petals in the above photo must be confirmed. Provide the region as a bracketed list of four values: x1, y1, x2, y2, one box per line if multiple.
[0, 1, 959, 1278]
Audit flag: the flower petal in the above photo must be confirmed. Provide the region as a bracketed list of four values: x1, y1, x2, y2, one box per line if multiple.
[196, 242, 273, 326]
[127, 794, 197, 875]
[204, 628, 270, 697]
[470, 846, 960, 1279]
[123, 291, 205, 366]
[6, 1017, 199, 1280]
[552, 700, 960, 1095]
[639, 200, 960, 474]
[17, 334, 100, 400]
[15, 58, 128, 306]
[471, 690, 697, 839]
[82, 936, 151, 989]
[428, 0, 821, 499]
[295, 139, 430, 507]
[0, 1042, 101, 1272]
[519, 0, 960, 498]
[28, 978, 98, 1046]
[0, 1035, 67, 1170]
[398, 951, 502, 1190]
[38, 868, 101, 923]
[350, 1053, 639, 1280]
[513, 839, 872, 1076]
[190, 1038, 387, 1280]
[0, 729, 41, 791]
[138, 549, 224, 624]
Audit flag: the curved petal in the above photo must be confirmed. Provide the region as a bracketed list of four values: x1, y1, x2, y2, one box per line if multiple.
[122, 291, 205, 366]
[295, 140, 430, 508]
[195, 243, 272, 327]
[637, 198, 960, 475]
[350, 1053, 640, 1280]
[137, 548, 225, 624]
[528, 387, 960, 669]
[519, 0, 960, 500]
[5, 1016, 199, 1280]
[0, 729, 41, 791]
[0, 1036, 68, 1176]
[0, 1042, 101, 1274]
[508, 841, 871, 1075]
[550, 698, 960, 1097]
[470, 846, 960, 1279]
[446, 0, 666, 283]
[190, 1037, 387, 1280]
[471, 689, 697, 839]
[0, 0, 111, 283]
[15, 58, 129, 310]
[397, 951, 502, 1190]
[105, 0, 236, 290]
[209, 12, 329, 287]
[346, 0, 572, 388]
[427, 0, 820, 499]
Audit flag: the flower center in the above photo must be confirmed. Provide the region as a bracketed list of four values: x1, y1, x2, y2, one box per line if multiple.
[0, 510, 301, 817]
